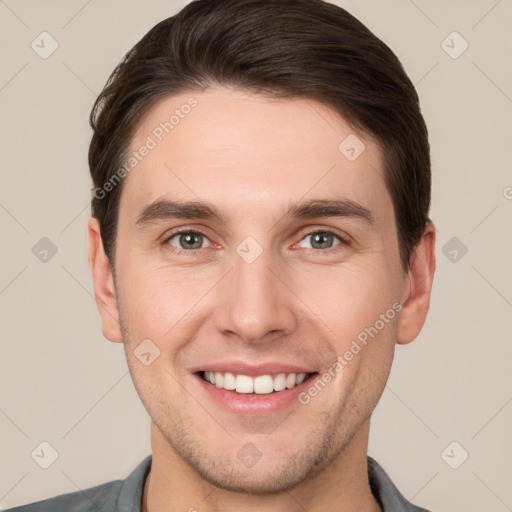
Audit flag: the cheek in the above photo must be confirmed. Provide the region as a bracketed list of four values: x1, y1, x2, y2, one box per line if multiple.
[293, 260, 401, 398]
[115, 239, 403, 356]
[293, 260, 401, 344]
[116, 260, 213, 339]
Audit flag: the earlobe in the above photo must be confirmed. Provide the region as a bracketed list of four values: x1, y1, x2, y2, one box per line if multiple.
[87, 217, 123, 343]
[396, 222, 436, 345]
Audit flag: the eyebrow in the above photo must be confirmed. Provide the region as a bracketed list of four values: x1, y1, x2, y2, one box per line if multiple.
[135, 198, 375, 228]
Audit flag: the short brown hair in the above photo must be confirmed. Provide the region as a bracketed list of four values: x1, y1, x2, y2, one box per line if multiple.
[89, 0, 431, 271]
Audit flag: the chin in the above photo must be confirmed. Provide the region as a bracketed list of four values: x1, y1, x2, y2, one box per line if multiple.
[162, 418, 346, 496]
[187, 456, 317, 495]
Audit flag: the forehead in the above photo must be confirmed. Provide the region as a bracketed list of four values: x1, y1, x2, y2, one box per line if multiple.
[120, 87, 392, 226]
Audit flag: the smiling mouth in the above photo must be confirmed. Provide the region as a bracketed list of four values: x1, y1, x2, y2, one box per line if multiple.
[199, 371, 317, 394]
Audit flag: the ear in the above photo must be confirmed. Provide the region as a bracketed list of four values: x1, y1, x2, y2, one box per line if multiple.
[87, 217, 123, 343]
[396, 222, 436, 345]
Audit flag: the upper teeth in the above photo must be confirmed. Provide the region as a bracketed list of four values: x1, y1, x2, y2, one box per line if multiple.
[203, 371, 307, 394]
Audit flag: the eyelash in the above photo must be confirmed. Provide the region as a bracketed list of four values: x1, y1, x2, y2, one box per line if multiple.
[161, 228, 350, 256]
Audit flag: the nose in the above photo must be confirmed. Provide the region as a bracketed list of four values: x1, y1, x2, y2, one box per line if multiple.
[213, 246, 298, 345]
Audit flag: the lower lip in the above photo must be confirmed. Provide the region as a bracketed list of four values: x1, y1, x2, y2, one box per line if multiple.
[194, 373, 317, 415]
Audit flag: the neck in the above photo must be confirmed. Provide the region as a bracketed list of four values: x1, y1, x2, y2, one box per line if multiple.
[142, 421, 382, 512]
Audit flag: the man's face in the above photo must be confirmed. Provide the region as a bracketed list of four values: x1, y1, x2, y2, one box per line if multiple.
[110, 87, 410, 492]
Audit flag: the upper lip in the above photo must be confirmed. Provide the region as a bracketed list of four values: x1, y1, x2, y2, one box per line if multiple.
[190, 361, 316, 377]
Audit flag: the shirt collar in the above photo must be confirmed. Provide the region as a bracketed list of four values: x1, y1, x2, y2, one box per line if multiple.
[116, 455, 428, 512]
[117, 454, 152, 512]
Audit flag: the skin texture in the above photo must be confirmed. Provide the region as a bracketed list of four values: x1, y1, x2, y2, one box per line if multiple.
[88, 86, 436, 512]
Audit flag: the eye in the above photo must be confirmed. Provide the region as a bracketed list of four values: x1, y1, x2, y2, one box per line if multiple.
[297, 230, 345, 251]
[162, 228, 348, 256]
[165, 230, 212, 251]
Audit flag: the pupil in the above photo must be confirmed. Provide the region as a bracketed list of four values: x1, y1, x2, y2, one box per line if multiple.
[181, 233, 202, 249]
[313, 232, 331, 249]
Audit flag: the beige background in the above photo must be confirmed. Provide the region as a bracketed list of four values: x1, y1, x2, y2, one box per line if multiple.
[1, 0, 511, 510]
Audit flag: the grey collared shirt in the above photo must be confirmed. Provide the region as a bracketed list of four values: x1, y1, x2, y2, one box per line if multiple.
[6, 455, 431, 511]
